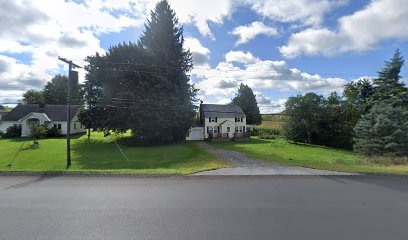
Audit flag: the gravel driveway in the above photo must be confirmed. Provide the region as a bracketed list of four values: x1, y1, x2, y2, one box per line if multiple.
[194, 142, 356, 176]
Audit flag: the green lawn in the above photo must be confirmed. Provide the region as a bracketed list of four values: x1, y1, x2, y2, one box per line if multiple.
[209, 137, 408, 174]
[0, 132, 227, 174]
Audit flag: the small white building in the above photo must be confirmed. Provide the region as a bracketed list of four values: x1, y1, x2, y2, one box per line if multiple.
[0, 104, 86, 136]
[186, 104, 250, 141]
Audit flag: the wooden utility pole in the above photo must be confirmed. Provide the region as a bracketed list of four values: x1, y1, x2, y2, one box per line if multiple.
[58, 57, 81, 168]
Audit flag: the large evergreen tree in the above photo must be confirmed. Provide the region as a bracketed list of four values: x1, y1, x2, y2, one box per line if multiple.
[232, 83, 262, 125]
[371, 49, 408, 105]
[83, 0, 196, 145]
[354, 99, 408, 156]
[354, 50, 408, 156]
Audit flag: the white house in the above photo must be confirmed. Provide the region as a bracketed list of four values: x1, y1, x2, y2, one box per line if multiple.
[186, 104, 251, 141]
[0, 104, 86, 136]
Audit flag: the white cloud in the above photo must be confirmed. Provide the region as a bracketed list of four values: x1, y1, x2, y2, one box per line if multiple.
[225, 51, 258, 64]
[244, 0, 347, 27]
[280, 0, 408, 58]
[184, 37, 211, 67]
[254, 91, 287, 113]
[192, 51, 348, 99]
[230, 21, 277, 45]
[169, 0, 234, 39]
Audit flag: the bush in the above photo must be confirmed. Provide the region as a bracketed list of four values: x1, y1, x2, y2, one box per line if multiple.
[29, 125, 47, 144]
[253, 127, 281, 136]
[3, 125, 21, 138]
[258, 131, 276, 139]
[46, 127, 62, 138]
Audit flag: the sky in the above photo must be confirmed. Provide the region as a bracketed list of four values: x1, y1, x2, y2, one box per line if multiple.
[0, 0, 407, 113]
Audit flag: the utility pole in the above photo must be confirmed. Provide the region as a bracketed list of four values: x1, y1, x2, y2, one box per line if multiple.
[58, 57, 81, 168]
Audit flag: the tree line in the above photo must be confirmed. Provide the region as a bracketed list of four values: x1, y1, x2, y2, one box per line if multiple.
[21, 74, 82, 105]
[283, 49, 408, 156]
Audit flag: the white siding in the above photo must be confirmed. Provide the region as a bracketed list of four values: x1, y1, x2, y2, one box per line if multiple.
[204, 117, 247, 139]
[0, 121, 17, 133]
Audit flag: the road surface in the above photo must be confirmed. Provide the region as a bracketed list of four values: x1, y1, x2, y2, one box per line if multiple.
[0, 175, 407, 240]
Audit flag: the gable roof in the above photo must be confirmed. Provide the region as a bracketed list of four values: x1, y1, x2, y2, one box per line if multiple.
[201, 104, 246, 118]
[1, 104, 81, 122]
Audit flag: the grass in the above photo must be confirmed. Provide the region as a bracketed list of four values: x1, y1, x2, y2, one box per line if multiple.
[0, 132, 227, 174]
[209, 137, 408, 175]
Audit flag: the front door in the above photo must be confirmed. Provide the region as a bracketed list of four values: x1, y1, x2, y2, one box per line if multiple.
[227, 127, 230, 138]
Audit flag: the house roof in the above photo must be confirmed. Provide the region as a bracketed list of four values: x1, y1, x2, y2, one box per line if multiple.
[1, 104, 81, 122]
[201, 104, 246, 118]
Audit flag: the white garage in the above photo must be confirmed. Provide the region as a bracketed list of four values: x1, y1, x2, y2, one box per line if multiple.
[186, 127, 204, 141]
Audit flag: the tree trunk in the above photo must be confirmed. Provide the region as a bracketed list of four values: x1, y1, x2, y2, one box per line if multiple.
[87, 128, 91, 144]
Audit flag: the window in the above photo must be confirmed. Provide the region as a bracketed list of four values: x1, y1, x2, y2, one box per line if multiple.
[235, 117, 242, 122]
[74, 123, 77, 130]
[207, 126, 219, 134]
[54, 124, 62, 130]
[227, 127, 230, 133]
[209, 117, 217, 123]
[235, 126, 244, 133]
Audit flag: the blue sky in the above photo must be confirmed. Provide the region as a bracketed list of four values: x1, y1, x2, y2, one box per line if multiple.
[1, 0, 407, 113]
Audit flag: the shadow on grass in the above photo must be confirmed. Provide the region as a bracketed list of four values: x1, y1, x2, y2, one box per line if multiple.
[70, 137, 205, 171]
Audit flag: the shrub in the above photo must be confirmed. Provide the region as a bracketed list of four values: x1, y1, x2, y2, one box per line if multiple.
[258, 132, 276, 139]
[3, 125, 21, 138]
[46, 127, 62, 138]
[253, 127, 281, 136]
[29, 125, 47, 144]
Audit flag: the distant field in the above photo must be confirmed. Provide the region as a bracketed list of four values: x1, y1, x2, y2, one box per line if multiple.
[0, 132, 227, 174]
[259, 114, 286, 129]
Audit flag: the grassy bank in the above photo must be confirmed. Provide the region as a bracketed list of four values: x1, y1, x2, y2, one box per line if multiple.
[0, 132, 227, 174]
[209, 137, 408, 174]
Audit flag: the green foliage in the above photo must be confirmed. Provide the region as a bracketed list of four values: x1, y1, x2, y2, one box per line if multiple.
[0, 105, 5, 110]
[282, 92, 360, 149]
[83, 0, 196, 145]
[29, 124, 47, 144]
[343, 79, 374, 114]
[354, 99, 408, 156]
[45, 127, 62, 138]
[3, 125, 21, 138]
[43, 74, 83, 104]
[354, 50, 408, 156]
[232, 83, 262, 125]
[22, 90, 45, 104]
[371, 49, 408, 105]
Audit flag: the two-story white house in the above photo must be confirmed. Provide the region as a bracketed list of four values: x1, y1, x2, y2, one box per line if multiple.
[0, 104, 86, 137]
[186, 103, 250, 141]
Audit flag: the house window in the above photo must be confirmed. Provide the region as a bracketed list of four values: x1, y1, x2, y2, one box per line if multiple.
[207, 126, 219, 134]
[235, 117, 242, 122]
[227, 127, 230, 133]
[235, 126, 244, 133]
[74, 123, 77, 130]
[54, 124, 62, 130]
[209, 117, 217, 123]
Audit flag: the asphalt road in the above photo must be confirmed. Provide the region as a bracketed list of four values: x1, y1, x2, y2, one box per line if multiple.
[0, 175, 407, 240]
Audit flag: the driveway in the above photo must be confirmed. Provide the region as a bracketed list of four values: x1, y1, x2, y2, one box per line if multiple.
[194, 142, 356, 176]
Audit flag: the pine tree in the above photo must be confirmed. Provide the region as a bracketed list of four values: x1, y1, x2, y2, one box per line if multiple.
[133, 0, 196, 144]
[232, 84, 262, 125]
[354, 98, 408, 156]
[371, 49, 408, 106]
